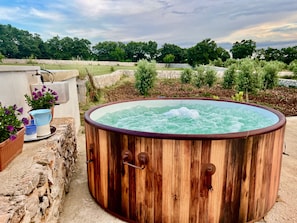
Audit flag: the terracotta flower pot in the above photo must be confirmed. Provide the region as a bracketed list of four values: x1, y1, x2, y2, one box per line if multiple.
[0, 128, 25, 171]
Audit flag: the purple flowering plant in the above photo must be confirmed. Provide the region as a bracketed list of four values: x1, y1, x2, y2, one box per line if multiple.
[25, 85, 58, 110]
[0, 102, 28, 143]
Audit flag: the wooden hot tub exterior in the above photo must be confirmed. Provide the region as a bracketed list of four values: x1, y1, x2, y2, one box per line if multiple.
[84, 99, 286, 223]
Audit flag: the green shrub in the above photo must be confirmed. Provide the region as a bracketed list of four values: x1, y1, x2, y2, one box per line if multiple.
[212, 58, 224, 67]
[289, 60, 297, 77]
[191, 66, 217, 88]
[180, 68, 193, 84]
[232, 91, 244, 102]
[236, 59, 261, 94]
[222, 64, 237, 89]
[192, 66, 205, 88]
[204, 68, 217, 87]
[223, 58, 238, 67]
[134, 59, 157, 95]
[262, 62, 279, 89]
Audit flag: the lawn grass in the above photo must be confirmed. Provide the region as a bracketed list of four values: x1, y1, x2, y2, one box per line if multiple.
[3, 60, 183, 79]
[39, 64, 136, 79]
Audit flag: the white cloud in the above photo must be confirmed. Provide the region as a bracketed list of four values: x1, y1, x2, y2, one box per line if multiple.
[28, 8, 64, 21]
[0, 7, 24, 20]
[1, 0, 297, 48]
[216, 13, 297, 44]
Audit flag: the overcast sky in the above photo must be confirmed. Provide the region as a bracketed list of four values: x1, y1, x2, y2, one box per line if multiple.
[1, 0, 297, 49]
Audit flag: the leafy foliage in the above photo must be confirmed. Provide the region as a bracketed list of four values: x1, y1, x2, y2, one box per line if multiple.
[289, 60, 297, 77]
[192, 66, 205, 88]
[134, 60, 157, 95]
[25, 85, 58, 109]
[187, 38, 219, 66]
[180, 68, 193, 84]
[232, 91, 244, 102]
[191, 66, 217, 88]
[163, 54, 175, 67]
[157, 43, 187, 63]
[222, 64, 238, 89]
[1, 24, 297, 66]
[261, 62, 280, 89]
[204, 68, 217, 87]
[0, 103, 25, 142]
[236, 59, 261, 94]
[0, 52, 4, 62]
[230, 39, 256, 59]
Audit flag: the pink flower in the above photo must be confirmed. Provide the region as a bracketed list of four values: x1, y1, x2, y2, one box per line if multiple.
[17, 107, 23, 114]
[22, 117, 29, 125]
[9, 134, 17, 140]
[7, 125, 14, 132]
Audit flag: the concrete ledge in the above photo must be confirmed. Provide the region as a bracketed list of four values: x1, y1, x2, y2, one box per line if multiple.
[0, 118, 77, 223]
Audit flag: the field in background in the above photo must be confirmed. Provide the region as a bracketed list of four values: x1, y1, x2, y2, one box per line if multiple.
[40, 63, 137, 79]
[2, 59, 183, 79]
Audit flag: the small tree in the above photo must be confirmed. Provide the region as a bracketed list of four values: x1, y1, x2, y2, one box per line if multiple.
[222, 64, 238, 89]
[180, 68, 193, 84]
[163, 54, 175, 68]
[236, 59, 261, 101]
[134, 59, 157, 95]
[262, 62, 279, 89]
[289, 60, 297, 77]
[192, 66, 205, 88]
[204, 68, 217, 87]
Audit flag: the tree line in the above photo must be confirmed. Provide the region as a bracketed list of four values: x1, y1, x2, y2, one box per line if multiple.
[1, 24, 297, 66]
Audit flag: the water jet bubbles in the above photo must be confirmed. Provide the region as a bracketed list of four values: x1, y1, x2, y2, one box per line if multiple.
[163, 107, 200, 119]
[95, 101, 278, 134]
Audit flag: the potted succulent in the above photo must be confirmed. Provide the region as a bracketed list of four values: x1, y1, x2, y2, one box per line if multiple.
[0, 103, 28, 171]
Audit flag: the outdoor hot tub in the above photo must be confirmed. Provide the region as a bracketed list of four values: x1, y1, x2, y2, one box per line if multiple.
[84, 98, 286, 223]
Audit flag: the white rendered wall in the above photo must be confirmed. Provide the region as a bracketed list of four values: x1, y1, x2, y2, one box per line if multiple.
[0, 66, 80, 133]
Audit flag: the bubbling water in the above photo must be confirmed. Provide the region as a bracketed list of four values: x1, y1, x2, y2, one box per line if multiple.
[164, 107, 200, 119]
[95, 101, 279, 134]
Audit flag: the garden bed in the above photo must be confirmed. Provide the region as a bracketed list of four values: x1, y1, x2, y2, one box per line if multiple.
[102, 78, 297, 116]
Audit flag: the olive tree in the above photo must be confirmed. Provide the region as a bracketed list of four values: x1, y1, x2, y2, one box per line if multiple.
[134, 59, 157, 95]
[236, 59, 261, 101]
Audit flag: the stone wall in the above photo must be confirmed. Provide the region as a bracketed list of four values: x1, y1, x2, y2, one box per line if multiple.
[92, 69, 296, 89]
[0, 118, 77, 223]
[279, 78, 297, 87]
[93, 70, 183, 88]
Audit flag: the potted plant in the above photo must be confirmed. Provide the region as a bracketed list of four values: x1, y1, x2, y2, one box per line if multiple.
[25, 85, 58, 110]
[0, 103, 28, 171]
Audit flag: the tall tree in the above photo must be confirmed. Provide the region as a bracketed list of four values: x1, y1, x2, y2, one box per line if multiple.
[0, 24, 43, 58]
[217, 47, 230, 62]
[125, 41, 157, 62]
[230, 39, 256, 59]
[280, 46, 297, 64]
[93, 41, 120, 61]
[46, 36, 63, 59]
[144, 41, 158, 60]
[187, 38, 219, 66]
[157, 43, 186, 63]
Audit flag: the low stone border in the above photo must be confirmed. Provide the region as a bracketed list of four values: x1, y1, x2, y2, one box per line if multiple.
[93, 69, 297, 89]
[0, 118, 77, 223]
[279, 78, 297, 87]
